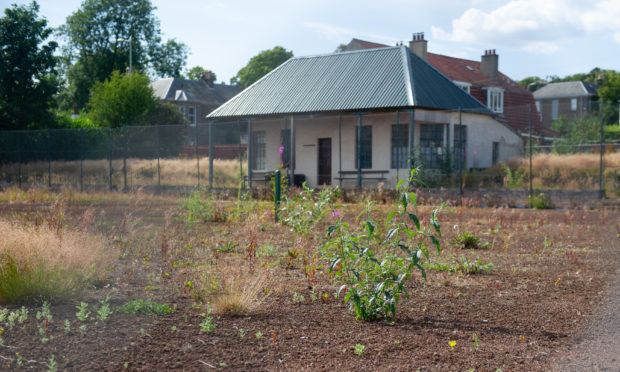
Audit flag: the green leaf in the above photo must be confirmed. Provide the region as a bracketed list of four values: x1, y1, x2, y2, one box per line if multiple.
[407, 212, 420, 229]
[385, 227, 399, 241]
[398, 244, 411, 255]
[430, 235, 441, 253]
[386, 210, 398, 223]
[330, 258, 342, 272]
[327, 224, 338, 237]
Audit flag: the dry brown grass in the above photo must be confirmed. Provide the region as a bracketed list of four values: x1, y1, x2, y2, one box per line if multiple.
[0, 219, 114, 304]
[0, 157, 246, 187]
[212, 269, 270, 316]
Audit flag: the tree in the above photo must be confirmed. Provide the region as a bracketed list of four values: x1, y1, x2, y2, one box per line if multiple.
[231, 46, 293, 88]
[59, 0, 188, 109]
[0, 1, 58, 130]
[518, 76, 544, 92]
[88, 71, 156, 127]
[151, 39, 189, 78]
[186, 66, 217, 81]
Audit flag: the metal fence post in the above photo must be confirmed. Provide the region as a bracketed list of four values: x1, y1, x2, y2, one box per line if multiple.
[529, 104, 533, 206]
[248, 119, 253, 189]
[80, 128, 84, 192]
[458, 107, 463, 204]
[237, 120, 242, 187]
[108, 127, 113, 191]
[599, 99, 604, 199]
[156, 125, 161, 191]
[357, 114, 362, 189]
[274, 169, 281, 222]
[195, 124, 200, 188]
[18, 132, 22, 187]
[123, 126, 127, 191]
[47, 128, 51, 187]
[209, 120, 213, 189]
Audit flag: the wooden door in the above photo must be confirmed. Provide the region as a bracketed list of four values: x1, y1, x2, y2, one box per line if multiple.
[318, 138, 332, 186]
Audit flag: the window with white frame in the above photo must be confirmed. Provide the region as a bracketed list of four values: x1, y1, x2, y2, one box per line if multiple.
[454, 81, 471, 94]
[252, 131, 266, 170]
[486, 88, 504, 113]
[551, 99, 559, 120]
[571, 98, 577, 111]
[187, 106, 196, 124]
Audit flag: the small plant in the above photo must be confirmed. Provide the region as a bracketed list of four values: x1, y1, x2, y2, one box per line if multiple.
[353, 343, 365, 356]
[453, 231, 488, 249]
[199, 310, 216, 333]
[255, 331, 263, 340]
[118, 299, 174, 315]
[0, 308, 7, 322]
[310, 287, 318, 302]
[292, 291, 304, 303]
[502, 163, 525, 189]
[37, 301, 53, 323]
[64, 319, 71, 332]
[7, 310, 18, 328]
[76, 302, 90, 321]
[472, 333, 481, 350]
[456, 256, 494, 274]
[79, 324, 86, 332]
[529, 193, 551, 209]
[256, 243, 277, 258]
[448, 340, 456, 350]
[17, 306, 28, 324]
[239, 328, 246, 338]
[48, 354, 57, 372]
[97, 296, 112, 321]
[182, 187, 225, 225]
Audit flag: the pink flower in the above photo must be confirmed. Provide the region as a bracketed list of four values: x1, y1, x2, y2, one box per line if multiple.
[279, 146, 284, 156]
[331, 210, 340, 220]
[473, 151, 477, 156]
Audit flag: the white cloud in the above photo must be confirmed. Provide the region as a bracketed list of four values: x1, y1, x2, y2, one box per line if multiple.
[432, 0, 620, 53]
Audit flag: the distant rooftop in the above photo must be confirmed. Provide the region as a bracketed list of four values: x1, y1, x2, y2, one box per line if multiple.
[533, 81, 598, 99]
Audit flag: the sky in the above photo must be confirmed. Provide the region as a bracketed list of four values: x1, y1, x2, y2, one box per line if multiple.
[2, 0, 620, 84]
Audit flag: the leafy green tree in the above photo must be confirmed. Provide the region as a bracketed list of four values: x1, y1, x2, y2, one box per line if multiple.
[146, 103, 188, 125]
[0, 1, 58, 130]
[88, 71, 156, 127]
[518, 76, 544, 92]
[186, 66, 217, 81]
[151, 39, 189, 78]
[59, 0, 188, 109]
[231, 46, 293, 88]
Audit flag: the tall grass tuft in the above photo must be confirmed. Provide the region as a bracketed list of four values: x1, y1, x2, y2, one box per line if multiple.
[212, 271, 269, 316]
[0, 219, 113, 304]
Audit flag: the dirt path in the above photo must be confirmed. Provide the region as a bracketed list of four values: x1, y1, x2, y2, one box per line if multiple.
[552, 241, 620, 371]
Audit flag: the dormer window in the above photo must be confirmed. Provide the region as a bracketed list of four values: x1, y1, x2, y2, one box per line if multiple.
[454, 81, 471, 94]
[486, 87, 504, 114]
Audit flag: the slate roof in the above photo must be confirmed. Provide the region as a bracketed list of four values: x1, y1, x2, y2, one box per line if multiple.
[208, 46, 489, 119]
[151, 78, 240, 107]
[533, 81, 598, 99]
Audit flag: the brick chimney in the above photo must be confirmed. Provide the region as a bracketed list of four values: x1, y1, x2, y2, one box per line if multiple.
[201, 70, 214, 88]
[480, 49, 499, 81]
[409, 32, 427, 60]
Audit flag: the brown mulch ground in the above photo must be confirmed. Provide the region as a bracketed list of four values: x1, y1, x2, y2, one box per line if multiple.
[0, 200, 618, 371]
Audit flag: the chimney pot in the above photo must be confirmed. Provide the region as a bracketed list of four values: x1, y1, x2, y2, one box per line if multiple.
[481, 49, 499, 81]
[409, 31, 428, 60]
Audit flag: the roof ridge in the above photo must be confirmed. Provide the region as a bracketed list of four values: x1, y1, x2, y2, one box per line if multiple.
[292, 45, 402, 60]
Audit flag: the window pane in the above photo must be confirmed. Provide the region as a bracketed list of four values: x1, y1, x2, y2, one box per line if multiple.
[453, 125, 467, 171]
[355, 126, 372, 169]
[252, 131, 266, 170]
[420, 124, 444, 169]
[391, 124, 408, 169]
[280, 129, 291, 168]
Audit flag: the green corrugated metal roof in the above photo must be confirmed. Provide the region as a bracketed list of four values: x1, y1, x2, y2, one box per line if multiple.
[208, 46, 489, 119]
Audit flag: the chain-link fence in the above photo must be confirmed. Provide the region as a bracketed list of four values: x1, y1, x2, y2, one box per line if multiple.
[0, 102, 618, 197]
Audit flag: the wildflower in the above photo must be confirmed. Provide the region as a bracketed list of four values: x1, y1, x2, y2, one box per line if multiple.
[279, 146, 284, 156]
[416, 250, 422, 259]
[332, 210, 340, 220]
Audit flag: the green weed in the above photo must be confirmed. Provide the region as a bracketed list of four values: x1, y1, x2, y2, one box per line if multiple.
[118, 299, 174, 315]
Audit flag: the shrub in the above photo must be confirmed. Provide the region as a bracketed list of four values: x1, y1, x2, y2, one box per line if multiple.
[0, 219, 112, 305]
[181, 187, 226, 225]
[502, 163, 525, 189]
[529, 193, 552, 209]
[453, 231, 488, 249]
[324, 169, 443, 321]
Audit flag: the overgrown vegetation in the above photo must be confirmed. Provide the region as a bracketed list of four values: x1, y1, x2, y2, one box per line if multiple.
[0, 219, 113, 305]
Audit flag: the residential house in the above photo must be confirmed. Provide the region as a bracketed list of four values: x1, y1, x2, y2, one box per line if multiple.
[343, 34, 550, 140]
[151, 72, 241, 125]
[533, 81, 598, 129]
[207, 46, 522, 188]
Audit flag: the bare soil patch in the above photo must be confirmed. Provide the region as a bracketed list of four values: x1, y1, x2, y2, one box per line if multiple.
[0, 197, 618, 371]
